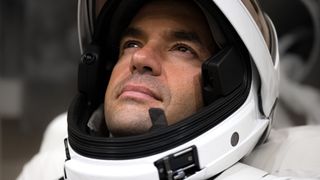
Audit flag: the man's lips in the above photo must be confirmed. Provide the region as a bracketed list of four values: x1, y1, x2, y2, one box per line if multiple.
[119, 85, 161, 101]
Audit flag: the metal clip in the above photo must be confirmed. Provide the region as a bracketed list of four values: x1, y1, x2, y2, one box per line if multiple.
[154, 146, 200, 180]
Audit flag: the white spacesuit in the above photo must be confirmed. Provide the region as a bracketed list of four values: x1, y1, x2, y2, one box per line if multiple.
[17, 0, 320, 179]
[17, 114, 320, 180]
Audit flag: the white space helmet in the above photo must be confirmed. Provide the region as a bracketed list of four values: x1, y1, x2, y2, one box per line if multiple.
[64, 0, 279, 179]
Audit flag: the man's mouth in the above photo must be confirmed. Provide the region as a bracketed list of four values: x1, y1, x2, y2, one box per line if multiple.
[119, 84, 161, 102]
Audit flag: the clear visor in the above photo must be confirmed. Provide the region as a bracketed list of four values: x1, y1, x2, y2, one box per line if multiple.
[78, 0, 270, 54]
[77, 0, 106, 53]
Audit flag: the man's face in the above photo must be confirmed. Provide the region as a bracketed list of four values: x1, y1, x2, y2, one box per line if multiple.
[104, 0, 214, 136]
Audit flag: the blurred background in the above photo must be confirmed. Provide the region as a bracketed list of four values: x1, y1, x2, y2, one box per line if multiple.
[1, 0, 320, 179]
[0, 0, 78, 179]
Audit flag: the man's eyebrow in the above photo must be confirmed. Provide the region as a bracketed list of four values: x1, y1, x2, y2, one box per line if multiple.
[120, 28, 205, 46]
[172, 31, 203, 45]
[121, 27, 144, 38]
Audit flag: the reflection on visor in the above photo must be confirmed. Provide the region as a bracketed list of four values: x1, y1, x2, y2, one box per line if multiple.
[95, 0, 107, 17]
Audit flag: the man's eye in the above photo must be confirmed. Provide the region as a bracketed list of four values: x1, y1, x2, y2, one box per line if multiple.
[123, 40, 140, 49]
[173, 43, 196, 55]
[177, 46, 189, 52]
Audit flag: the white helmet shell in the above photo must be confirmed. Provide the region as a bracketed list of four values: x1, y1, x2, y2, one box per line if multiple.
[64, 0, 280, 179]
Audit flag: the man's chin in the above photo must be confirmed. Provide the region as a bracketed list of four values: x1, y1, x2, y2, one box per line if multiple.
[106, 107, 153, 136]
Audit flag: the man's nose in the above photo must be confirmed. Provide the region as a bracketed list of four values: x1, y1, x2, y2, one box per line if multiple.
[130, 45, 162, 76]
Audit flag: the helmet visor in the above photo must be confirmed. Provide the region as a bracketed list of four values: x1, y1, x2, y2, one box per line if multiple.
[72, 0, 255, 159]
